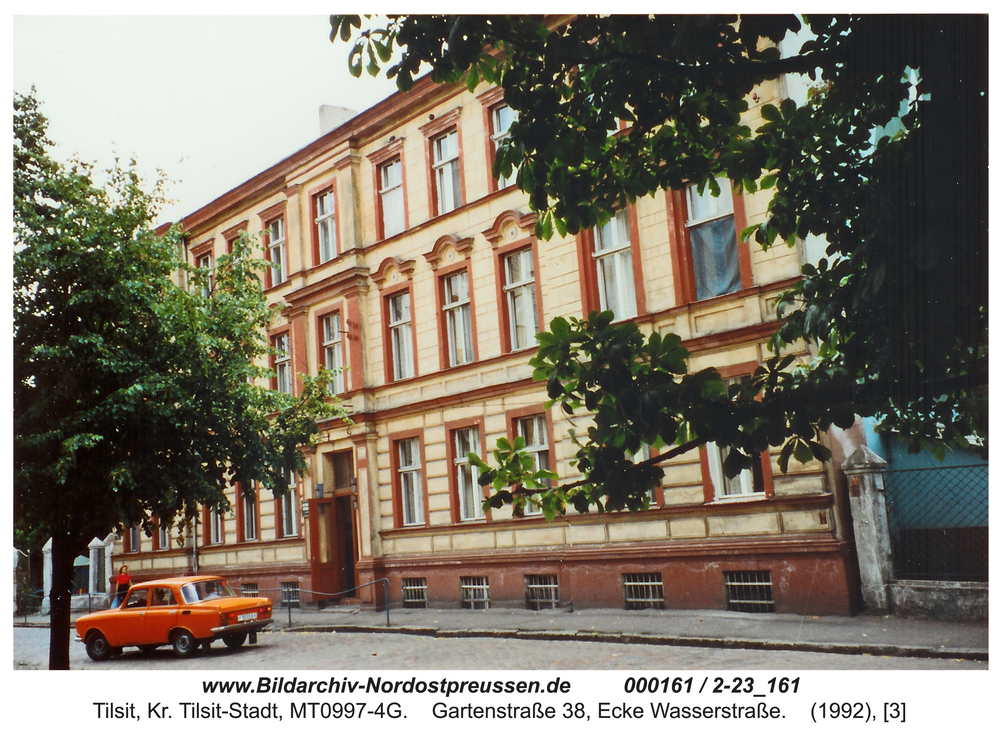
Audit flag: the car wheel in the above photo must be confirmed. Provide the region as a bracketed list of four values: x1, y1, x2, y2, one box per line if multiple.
[172, 630, 197, 658]
[85, 631, 112, 662]
[223, 632, 248, 650]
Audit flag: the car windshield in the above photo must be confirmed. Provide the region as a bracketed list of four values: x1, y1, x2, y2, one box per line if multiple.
[180, 579, 235, 603]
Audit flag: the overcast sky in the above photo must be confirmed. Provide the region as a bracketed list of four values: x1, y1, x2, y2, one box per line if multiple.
[13, 14, 400, 224]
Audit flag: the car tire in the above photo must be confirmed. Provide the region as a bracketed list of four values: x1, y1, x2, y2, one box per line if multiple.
[172, 630, 197, 658]
[85, 631, 112, 662]
[223, 632, 248, 649]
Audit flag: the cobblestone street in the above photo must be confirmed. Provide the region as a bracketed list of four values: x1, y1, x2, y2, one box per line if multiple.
[14, 627, 985, 671]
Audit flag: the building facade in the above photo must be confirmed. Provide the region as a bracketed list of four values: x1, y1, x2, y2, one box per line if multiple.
[114, 70, 859, 616]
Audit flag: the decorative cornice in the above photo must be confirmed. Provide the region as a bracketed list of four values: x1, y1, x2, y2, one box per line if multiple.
[257, 200, 286, 225]
[222, 220, 249, 243]
[418, 106, 462, 137]
[423, 235, 474, 270]
[283, 267, 371, 307]
[371, 256, 416, 289]
[483, 209, 539, 246]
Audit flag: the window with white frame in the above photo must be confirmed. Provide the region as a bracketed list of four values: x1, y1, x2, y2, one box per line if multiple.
[209, 509, 223, 545]
[266, 217, 286, 285]
[515, 414, 549, 515]
[157, 522, 170, 550]
[396, 437, 424, 526]
[196, 252, 213, 298]
[443, 271, 473, 366]
[129, 524, 140, 552]
[379, 158, 404, 238]
[322, 313, 345, 394]
[242, 488, 257, 541]
[432, 129, 462, 215]
[315, 190, 337, 263]
[705, 377, 766, 499]
[387, 292, 414, 380]
[491, 104, 519, 189]
[273, 333, 292, 394]
[503, 248, 538, 350]
[454, 427, 484, 521]
[594, 210, 637, 320]
[686, 177, 741, 300]
[280, 474, 298, 537]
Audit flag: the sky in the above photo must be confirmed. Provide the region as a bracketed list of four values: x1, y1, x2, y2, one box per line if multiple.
[13, 14, 401, 224]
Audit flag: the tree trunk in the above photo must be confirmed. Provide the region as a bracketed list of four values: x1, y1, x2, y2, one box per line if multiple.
[47, 522, 74, 670]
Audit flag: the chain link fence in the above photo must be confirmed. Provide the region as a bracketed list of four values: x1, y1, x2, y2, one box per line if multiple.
[883, 464, 988, 582]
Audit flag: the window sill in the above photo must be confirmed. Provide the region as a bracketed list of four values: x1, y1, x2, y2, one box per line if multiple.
[707, 492, 767, 505]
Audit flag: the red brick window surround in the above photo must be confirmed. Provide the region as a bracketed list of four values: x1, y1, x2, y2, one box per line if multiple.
[190, 238, 214, 298]
[505, 405, 556, 516]
[309, 181, 339, 266]
[699, 361, 774, 503]
[478, 87, 518, 192]
[425, 235, 477, 370]
[258, 201, 288, 289]
[236, 483, 259, 542]
[223, 220, 248, 255]
[270, 330, 293, 395]
[368, 139, 407, 241]
[446, 418, 488, 524]
[669, 177, 754, 305]
[420, 108, 465, 218]
[389, 430, 428, 528]
[317, 308, 346, 394]
[575, 207, 647, 320]
[153, 518, 170, 551]
[497, 240, 541, 353]
[203, 506, 224, 546]
[274, 472, 300, 539]
[373, 258, 418, 384]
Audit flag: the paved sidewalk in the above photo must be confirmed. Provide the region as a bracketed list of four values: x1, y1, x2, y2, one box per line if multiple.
[17, 605, 987, 662]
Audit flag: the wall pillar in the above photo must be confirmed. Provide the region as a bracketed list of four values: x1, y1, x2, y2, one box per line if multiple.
[41, 537, 52, 614]
[841, 446, 891, 612]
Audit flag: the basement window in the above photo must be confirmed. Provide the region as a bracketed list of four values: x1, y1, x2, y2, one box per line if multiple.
[460, 576, 490, 610]
[723, 570, 775, 613]
[280, 581, 300, 609]
[525, 574, 560, 610]
[402, 578, 428, 609]
[623, 573, 664, 610]
[241, 583, 259, 598]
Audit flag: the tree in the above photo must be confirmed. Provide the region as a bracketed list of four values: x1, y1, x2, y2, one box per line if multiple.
[14, 91, 344, 669]
[330, 15, 987, 517]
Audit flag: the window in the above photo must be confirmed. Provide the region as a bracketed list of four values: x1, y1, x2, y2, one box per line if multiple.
[503, 248, 539, 350]
[623, 572, 664, 610]
[321, 313, 345, 394]
[157, 522, 170, 550]
[196, 252, 213, 298]
[454, 427, 484, 521]
[241, 487, 257, 541]
[402, 578, 428, 608]
[280, 582, 300, 608]
[460, 576, 489, 610]
[128, 524, 140, 553]
[515, 414, 550, 515]
[686, 178, 741, 300]
[396, 437, 424, 526]
[432, 129, 462, 215]
[379, 158, 404, 239]
[266, 217, 287, 286]
[706, 441, 767, 499]
[387, 292, 414, 380]
[279, 476, 298, 538]
[273, 333, 292, 394]
[442, 271, 473, 366]
[208, 509, 223, 545]
[241, 583, 259, 598]
[491, 104, 519, 189]
[594, 210, 637, 320]
[315, 189, 337, 263]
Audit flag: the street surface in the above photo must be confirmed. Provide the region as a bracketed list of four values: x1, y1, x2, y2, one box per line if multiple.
[13, 627, 985, 670]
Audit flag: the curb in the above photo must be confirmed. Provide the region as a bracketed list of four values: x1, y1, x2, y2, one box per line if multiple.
[282, 624, 989, 662]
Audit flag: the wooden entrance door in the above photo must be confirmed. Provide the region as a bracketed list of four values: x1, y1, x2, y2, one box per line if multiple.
[309, 451, 357, 600]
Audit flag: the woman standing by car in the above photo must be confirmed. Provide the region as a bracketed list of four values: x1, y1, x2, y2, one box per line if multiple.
[110, 565, 131, 608]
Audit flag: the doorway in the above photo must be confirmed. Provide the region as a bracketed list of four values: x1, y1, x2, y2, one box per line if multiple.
[309, 451, 357, 601]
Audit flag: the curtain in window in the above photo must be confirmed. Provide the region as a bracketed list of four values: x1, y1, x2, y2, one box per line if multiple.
[690, 217, 740, 300]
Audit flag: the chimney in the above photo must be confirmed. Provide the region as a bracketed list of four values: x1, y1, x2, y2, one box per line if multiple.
[319, 105, 358, 136]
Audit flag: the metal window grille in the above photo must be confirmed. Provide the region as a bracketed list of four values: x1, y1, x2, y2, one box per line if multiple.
[401, 578, 428, 609]
[460, 576, 490, 610]
[623, 573, 664, 610]
[724, 570, 775, 613]
[241, 583, 258, 598]
[525, 575, 559, 610]
[280, 582, 300, 609]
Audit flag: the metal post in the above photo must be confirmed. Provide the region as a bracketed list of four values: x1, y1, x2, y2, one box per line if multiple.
[383, 578, 390, 627]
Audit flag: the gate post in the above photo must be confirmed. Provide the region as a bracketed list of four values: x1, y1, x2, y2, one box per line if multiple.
[842, 446, 892, 613]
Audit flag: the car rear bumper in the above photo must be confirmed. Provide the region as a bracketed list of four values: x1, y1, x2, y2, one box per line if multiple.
[210, 618, 273, 635]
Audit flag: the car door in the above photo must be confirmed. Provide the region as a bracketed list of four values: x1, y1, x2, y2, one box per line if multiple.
[117, 587, 150, 646]
[142, 586, 180, 645]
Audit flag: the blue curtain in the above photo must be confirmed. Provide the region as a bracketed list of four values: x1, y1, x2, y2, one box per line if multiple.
[690, 217, 741, 300]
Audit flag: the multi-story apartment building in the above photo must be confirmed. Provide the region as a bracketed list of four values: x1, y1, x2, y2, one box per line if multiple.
[114, 69, 859, 616]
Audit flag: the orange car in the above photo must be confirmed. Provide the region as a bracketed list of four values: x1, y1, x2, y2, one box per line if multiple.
[75, 575, 272, 661]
